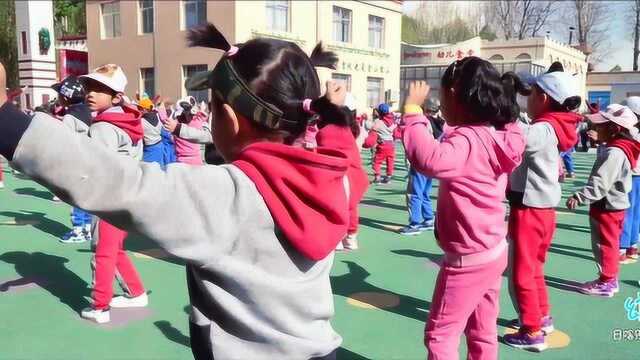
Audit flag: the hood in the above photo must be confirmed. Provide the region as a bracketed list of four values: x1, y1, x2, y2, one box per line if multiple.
[381, 113, 395, 127]
[66, 103, 92, 127]
[233, 142, 350, 261]
[94, 105, 143, 144]
[608, 137, 640, 169]
[534, 112, 582, 152]
[470, 122, 525, 175]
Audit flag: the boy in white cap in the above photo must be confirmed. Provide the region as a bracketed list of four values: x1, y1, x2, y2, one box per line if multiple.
[567, 104, 640, 298]
[618, 97, 640, 263]
[78, 64, 148, 323]
[505, 63, 582, 351]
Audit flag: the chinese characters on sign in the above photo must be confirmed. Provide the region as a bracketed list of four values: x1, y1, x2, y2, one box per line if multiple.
[403, 49, 475, 61]
[339, 61, 390, 74]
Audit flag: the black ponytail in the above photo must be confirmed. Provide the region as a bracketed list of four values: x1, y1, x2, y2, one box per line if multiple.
[187, 23, 347, 142]
[441, 57, 526, 129]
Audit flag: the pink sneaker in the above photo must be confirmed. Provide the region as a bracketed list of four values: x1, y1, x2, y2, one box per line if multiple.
[579, 279, 617, 297]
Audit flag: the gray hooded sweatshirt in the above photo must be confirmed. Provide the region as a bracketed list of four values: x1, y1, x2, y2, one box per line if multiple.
[4, 107, 349, 359]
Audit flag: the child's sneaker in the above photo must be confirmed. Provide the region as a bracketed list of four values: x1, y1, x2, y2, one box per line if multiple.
[371, 176, 381, 184]
[503, 330, 547, 352]
[566, 172, 576, 179]
[399, 224, 422, 236]
[627, 247, 639, 260]
[418, 219, 435, 231]
[620, 251, 637, 264]
[82, 226, 93, 243]
[80, 307, 110, 323]
[110, 292, 148, 308]
[507, 316, 554, 335]
[0, 181, 4, 189]
[579, 279, 617, 297]
[60, 227, 87, 244]
[381, 176, 391, 184]
[335, 241, 345, 251]
[52, 195, 61, 202]
[343, 234, 358, 250]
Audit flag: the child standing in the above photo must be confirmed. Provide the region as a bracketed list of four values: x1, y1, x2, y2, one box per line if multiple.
[504, 69, 582, 351]
[619, 96, 640, 263]
[167, 96, 208, 165]
[0, 24, 353, 358]
[402, 57, 526, 359]
[399, 98, 442, 236]
[137, 97, 166, 168]
[78, 65, 148, 323]
[567, 104, 640, 297]
[370, 103, 396, 184]
[51, 76, 95, 244]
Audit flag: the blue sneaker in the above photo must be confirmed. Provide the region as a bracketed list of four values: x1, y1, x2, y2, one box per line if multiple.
[60, 227, 88, 244]
[418, 220, 435, 231]
[399, 224, 422, 236]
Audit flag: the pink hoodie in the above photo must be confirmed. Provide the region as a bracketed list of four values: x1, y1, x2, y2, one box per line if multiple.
[403, 113, 525, 256]
[174, 112, 207, 165]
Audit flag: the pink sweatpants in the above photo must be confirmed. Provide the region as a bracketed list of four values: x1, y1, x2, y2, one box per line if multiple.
[425, 249, 507, 360]
[92, 220, 145, 309]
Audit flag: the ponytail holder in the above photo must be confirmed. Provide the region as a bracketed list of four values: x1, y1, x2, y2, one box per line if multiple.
[302, 98, 315, 115]
[226, 46, 239, 57]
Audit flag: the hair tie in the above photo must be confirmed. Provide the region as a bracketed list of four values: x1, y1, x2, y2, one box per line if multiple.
[302, 98, 315, 115]
[226, 46, 239, 57]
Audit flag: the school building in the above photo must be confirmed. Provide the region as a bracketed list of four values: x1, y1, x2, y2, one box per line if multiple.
[85, 0, 402, 113]
[401, 37, 588, 109]
[586, 71, 640, 109]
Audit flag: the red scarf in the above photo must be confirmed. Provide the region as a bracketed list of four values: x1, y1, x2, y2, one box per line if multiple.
[608, 137, 640, 169]
[534, 112, 582, 152]
[93, 106, 144, 144]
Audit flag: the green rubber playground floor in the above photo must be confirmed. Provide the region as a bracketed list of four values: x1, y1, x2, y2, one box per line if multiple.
[2, 149, 640, 359]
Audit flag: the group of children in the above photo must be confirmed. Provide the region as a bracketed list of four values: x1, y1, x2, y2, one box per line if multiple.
[1, 20, 640, 359]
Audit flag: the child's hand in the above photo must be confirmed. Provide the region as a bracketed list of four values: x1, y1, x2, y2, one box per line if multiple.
[566, 196, 579, 210]
[587, 130, 598, 142]
[406, 81, 430, 107]
[163, 117, 179, 133]
[325, 80, 346, 107]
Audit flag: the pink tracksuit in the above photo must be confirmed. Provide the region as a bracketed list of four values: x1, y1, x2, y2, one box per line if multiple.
[403, 112, 525, 359]
[174, 113, 207, 165]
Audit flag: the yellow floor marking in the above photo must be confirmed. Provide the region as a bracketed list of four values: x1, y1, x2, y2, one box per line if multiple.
[347, 292, 400, 309]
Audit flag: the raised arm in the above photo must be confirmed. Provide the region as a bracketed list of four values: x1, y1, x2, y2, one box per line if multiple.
[176, 119, 213, 144]
[1, 103, 239, 265]
[571, 147, 628, 206]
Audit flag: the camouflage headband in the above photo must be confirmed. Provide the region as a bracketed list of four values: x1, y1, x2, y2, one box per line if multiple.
[185, 58, 297, 130]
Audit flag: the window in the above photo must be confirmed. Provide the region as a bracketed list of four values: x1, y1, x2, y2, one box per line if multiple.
[368, 15, 384, 48]
[516, 53, 531, 60]
[101, 1, 121, 39]
[139, 0, 154, 34]
[489, 54, 504, 61]
[42, 94, 50, 105]
[140, 68, 155, 98]
[333, 6, 352, 43]
[21, 31, 27, 55]
[367, 77, 383, 108]
[332, 73, 351, 92]
[266, 1, 289, 32]
[25, 94, 31, 110]
[183, 0, 207, 30]
[183, 65, 209, 102]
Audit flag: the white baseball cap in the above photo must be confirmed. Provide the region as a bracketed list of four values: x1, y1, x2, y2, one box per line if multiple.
[586, 104, 638, 131]
[532, 71, 580, 105]
[622, 96, 640, 116]
[80, 64, 127, 93]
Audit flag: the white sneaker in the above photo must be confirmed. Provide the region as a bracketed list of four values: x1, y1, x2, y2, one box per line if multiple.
[0, 181, 4, 189]
[81, 307, 110, 323]
[335, 241, 345, 251]
[109, 292, 148, 308]
[52, 195, 61, 202]
[343, 234, 359, 250]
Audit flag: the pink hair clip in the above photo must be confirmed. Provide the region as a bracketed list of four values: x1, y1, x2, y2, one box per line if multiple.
[302, 98, 315, 115]
[226, 45, 239, 57]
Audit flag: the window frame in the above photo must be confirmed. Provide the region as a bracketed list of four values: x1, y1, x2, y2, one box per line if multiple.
[182, 0, 207, 30]
[266, 0, 290, 32]
[138, 0, 154, 34]
[333, 6, 352, 43]
[331, 73, 352, 92]
[367, 77, 384, 108]
[100, 1, 121, 39]
[140, 67, 155, 98]
[183, 64, 210, 102]
[368, 15, 385, 49]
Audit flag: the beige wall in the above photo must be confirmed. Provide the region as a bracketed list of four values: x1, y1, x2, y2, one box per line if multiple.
[86, 0, 235, 101]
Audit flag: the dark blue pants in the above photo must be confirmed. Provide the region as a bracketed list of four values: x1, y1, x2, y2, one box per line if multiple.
[406, 167, 434, 225]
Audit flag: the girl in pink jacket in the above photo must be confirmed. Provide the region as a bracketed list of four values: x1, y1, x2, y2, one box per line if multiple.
[402, 57, 527, 359]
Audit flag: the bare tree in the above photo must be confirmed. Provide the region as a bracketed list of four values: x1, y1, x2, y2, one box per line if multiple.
[490, 1, 557, 40]
[566, 1, 610, 64]
[629, 0, 640, 71]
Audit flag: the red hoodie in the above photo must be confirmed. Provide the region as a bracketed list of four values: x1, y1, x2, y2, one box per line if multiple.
[534, 112, 582, 152]
[93, 105, 144, 144]
[233, 142, 350, 261]
[316, 124, 369, 217]
[609, 137, 640, 169]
